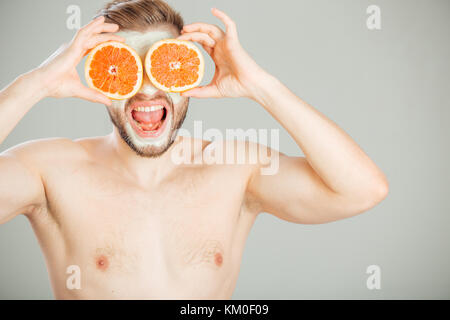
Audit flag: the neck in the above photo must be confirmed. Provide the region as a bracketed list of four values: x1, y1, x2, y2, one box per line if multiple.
[107, 127, 180, 185]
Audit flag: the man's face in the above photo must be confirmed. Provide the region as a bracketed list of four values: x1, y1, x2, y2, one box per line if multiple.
[107, 24, 189, 157]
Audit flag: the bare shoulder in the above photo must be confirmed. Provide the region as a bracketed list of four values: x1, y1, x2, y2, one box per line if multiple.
[1, 137, 91, 167]
[176, 136, 256, 164]
[179, 136, 279, 185]
[173, 136, 281, 173]
[201, 138, 280, 170]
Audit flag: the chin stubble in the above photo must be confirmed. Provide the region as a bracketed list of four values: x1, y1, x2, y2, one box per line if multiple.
[106, 97, 189, 158]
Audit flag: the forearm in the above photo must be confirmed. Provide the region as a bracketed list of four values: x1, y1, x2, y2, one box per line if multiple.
[250, 73, 387, 198]
[0, 70, 47, 144]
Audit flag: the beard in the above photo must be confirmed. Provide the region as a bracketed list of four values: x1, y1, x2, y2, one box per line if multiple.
[107, 93, 189, 158]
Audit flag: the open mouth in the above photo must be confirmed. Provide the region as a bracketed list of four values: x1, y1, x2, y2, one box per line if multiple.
[127, 98, 171, 139]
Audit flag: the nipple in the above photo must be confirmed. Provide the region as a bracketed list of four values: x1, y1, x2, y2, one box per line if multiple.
[95, 255, 109, 271]
[214, 252, 223, 267]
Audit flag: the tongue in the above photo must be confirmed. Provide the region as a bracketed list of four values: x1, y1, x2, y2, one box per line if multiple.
[132, 109, 164, 124]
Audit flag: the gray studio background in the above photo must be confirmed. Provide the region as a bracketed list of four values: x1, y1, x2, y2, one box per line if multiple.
[0, 0, 449, 299]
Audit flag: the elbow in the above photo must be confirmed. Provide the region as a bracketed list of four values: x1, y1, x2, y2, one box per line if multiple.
[357, 175, 389, 212]
[371, 174, 389, 204]
[342, 175, 389, 218]
[375, 176, 389, 203]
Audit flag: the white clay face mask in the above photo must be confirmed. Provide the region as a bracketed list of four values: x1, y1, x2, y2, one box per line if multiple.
[116, 30, 171, 57]
[115, 30, 183, 104]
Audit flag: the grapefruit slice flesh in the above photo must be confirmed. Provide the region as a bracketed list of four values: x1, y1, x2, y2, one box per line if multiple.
[85, 41, 143, 100]
[145, 39, 204, 93]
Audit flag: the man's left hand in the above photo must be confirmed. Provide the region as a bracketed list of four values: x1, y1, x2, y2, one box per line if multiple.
[178, 8, 267, 99]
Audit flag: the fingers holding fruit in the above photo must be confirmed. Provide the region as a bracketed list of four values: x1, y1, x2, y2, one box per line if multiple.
[38, 16, 123, 103]
[177, 8, 261, 99]
[71, 17, 124, 59]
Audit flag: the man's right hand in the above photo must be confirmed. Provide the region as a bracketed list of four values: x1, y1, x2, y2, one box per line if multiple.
[36, 16, 124, 105]
[0, 16, 125, 224]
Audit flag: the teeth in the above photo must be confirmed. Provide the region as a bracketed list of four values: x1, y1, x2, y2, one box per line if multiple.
[150, 105, 164, 111]
[134, 105, 164, 112]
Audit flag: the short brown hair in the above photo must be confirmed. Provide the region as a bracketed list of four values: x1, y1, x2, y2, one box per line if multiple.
[96, 0, 184, 32]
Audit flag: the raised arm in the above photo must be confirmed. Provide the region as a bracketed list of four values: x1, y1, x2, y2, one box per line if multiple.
[178, 8, 388, 224]
[246, 80, 389, 223]
[0, 17, 122, 224]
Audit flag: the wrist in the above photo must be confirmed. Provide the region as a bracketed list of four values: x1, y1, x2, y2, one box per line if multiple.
[246, 71, 283, 106]
[20, 69, 52, 101]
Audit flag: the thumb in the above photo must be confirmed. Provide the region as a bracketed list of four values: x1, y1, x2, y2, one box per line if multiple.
[181, 85, 221, 99]
[74, 85, 112, 105]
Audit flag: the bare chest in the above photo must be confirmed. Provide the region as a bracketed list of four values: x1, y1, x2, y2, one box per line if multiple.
[36, 162, 253, 298]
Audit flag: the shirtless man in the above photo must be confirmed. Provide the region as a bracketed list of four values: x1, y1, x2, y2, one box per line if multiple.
[0, 0, 388, 299]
